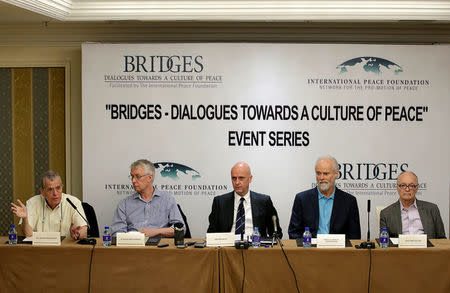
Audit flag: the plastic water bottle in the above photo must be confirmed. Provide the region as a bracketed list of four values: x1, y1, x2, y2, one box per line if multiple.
[103, 226, 111, 247]
[380, 228, 389, 249]
[251, 227, 261, 248]
[9, 224, 17, 245]
[303, 227, 312, 248]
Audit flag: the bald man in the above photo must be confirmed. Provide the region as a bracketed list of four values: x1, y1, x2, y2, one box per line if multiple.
[207, 162, 282, 238]
[380, 171, 446, 239]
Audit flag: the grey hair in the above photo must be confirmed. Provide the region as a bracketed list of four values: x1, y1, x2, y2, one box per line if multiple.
[130, 159, 155, 176]
[396, 171, 418, 183]
[315, 155, 339, 172]
[40, 170, 63, 189]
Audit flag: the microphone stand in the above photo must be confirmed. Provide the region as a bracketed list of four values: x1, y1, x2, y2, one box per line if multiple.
[357, 199, 375, 249]
[66, 198, 97, 245]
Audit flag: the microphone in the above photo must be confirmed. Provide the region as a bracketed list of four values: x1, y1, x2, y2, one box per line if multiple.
[271, 215, 278, 246]
[356, 199, 375, 249]
[272, 215, 278, 235]
[66, 198, 96, 245]
[367, 199, 371, 240]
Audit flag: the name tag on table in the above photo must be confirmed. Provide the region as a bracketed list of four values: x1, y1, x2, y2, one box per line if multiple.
[398, 234, 427, 248]
[32, 232, 61, 246]
[116, 232, 145, 246]
[206, 232, 235, 247]
[317, 234, 346, 248]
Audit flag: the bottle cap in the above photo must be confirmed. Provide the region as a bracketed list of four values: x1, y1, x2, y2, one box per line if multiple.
[254, 227, 259, 231]
[382, 228, 387, 231]
[305, 227, 310, 231]
[105, 226, 110, 229]
[11, 224, 15, 228]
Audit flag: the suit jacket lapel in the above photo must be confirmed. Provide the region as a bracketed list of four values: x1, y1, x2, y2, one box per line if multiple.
[224, 192, 235, 231]
[416, 199, 429, 235]
[312, 188, 319, 231]
[392, 201, 402, 236]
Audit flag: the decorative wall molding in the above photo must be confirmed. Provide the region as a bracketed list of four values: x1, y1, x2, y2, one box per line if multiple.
[2, 0, 450, 22]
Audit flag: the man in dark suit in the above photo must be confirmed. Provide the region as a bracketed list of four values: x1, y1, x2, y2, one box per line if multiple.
[207, 162, 282, 238]
[380, 171, 446, 239]
[288, 156, 361, 239]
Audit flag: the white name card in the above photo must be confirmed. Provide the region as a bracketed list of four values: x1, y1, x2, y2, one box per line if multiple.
[116, 232, 145, 246]
[32, 232, 61, 246]
[206, 232, 235, 247]
[317, 234, 346, 248]
[398, 234, 427, 248]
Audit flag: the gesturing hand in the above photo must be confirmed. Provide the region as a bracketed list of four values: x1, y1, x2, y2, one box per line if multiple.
[11, 199, 28, 218]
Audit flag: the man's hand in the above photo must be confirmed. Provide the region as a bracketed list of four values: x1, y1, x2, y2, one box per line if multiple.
[70, 222, 83, 240]
[11, 199, 28, 218]
[139, 227, 175, 238]
[138, 228, 160, 238]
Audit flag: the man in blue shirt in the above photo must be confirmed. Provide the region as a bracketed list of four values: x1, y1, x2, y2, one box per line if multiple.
[111, 159, 184, 237]
[288, 156, 361, 239]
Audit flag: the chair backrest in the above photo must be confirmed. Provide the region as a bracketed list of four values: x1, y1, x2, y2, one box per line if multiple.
[82, 202, 100, 238]
[177, 204, 191, 238]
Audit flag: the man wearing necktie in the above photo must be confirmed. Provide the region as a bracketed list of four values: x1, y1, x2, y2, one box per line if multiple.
[207, 162, 283, 239]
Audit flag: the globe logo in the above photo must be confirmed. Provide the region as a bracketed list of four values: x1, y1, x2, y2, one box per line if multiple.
[336, 57, 403, 75]
[154, 162, 201, 181]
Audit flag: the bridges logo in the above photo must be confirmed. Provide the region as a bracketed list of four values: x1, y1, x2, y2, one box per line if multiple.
[154, 162, 201, 181]
[336, 57, 403, 75]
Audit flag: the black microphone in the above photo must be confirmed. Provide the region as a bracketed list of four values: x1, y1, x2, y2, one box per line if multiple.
[271, 215, 278, 246]
[66, 198, 90, 230]
[66, 198, 96, 245]
[367, 199, 371, 240]
[356, 199, 375, 249]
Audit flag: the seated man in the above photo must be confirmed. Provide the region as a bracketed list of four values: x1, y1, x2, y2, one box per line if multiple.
[11, 170, 87, 240]
[207, 162, 282, 239]
[288, 156, 361, 239]
[111, 159, 185, 237]
[380, 171, 446, 239]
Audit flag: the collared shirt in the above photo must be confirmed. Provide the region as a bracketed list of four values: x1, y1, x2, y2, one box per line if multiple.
[400, 199, 424, 235]
[111, 187, 184, 236]
[317, 187, 335, 234]
[21, 193, 87, 237]
[231, 191, 253, 238]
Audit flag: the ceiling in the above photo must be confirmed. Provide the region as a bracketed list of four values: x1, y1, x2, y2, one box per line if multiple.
[0, 0, 449, 23]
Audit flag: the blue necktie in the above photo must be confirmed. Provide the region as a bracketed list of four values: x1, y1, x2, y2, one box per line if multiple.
[235, 198, 245, 235]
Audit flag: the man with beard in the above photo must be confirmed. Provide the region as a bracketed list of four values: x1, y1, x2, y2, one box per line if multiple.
[288, 156, 361, 239]
[380, 171, 445, 238]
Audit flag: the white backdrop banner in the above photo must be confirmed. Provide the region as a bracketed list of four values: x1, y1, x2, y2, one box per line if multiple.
[82, 43, 449, 238]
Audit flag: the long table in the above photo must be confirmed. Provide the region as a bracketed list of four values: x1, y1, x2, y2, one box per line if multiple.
[1, 237, 449, 293]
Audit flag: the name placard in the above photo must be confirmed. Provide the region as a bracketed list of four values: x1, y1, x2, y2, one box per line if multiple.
[116, 232, 145, 246]
[317, 234, 346, 248]
[206, 232, 235, 247]
[398, 234, 427, 248]
[32, 232, 61, 246]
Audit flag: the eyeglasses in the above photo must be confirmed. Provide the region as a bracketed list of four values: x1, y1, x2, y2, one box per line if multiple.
[398, 184, 418, 190]
[44, 185, 63, 193]
[128, 174, 150, 180]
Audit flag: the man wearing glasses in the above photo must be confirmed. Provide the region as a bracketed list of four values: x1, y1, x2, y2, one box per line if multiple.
[111, 159, 184, 237]
[10, 170, 88, 240]
[380, 171, 446, 238]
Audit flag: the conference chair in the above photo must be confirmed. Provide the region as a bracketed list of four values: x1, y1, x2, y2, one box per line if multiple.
[177, 204, 191, 238]
[82, 202, 100, 237]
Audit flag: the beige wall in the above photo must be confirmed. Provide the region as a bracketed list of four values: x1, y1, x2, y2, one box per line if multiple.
[0, 21, 448, 200]
[0, 46, 83, 199]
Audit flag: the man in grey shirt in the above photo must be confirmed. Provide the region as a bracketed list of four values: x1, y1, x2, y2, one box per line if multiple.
[111, 159, 184, 237]
[380, 171, 445, 239]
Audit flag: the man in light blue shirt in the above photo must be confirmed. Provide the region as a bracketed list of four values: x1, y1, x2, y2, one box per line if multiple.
[111, 159, 184, 237]
[317, 188, 335, 234]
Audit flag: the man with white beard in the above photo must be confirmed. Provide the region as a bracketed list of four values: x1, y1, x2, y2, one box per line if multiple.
[288, 156, 361, 239]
